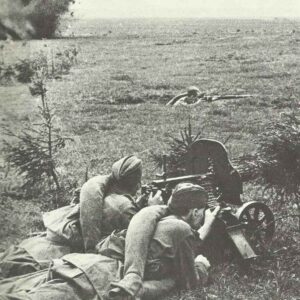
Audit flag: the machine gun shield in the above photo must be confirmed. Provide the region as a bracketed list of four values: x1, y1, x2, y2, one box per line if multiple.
[184, 139, 243, 205]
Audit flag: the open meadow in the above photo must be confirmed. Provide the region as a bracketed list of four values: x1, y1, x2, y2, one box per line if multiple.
[0, 18, 300, 299]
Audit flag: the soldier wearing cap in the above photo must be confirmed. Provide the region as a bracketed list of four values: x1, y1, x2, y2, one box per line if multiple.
[0, 183, 220, 300]
[80, 155, 163, 252]
[109, 182, 221, 298]
[0, 155, 162, 279]
[80, 155, 143, 252]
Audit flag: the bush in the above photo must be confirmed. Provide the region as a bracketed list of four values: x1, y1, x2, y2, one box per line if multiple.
[1, 46, 78, 200]
[3, 124, 62, 192]
[14, 59, 35, 83]
[2, 68, 73, 197]
[256, 112, 300, 203]
[151, 119, 203, 176]
[0, 65, 16, 84]
[150, 115, 300, 206]
[0, 47, 78, 85]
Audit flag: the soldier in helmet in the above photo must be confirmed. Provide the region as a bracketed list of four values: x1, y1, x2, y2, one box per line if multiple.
[166, 86, 205, 107]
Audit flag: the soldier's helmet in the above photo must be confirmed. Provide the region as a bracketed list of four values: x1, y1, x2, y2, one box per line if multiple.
[187, 86, 200, 96]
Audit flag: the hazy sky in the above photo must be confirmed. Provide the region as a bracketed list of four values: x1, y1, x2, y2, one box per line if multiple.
[73, 0, 300, 19]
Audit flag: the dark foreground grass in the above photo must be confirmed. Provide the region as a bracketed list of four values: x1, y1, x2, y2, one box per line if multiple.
[0, 18, 299, 299]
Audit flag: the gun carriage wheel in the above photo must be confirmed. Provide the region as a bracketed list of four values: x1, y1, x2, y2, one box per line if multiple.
[236, 201, 275, 253]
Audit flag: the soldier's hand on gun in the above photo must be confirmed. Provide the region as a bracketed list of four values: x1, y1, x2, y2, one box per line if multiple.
[198, 205, 221, 241]
[135, 190, 164, 207]
[204, 205, 221, 226]
[148, 190, 164, 206]
[135, 193, 149, 208]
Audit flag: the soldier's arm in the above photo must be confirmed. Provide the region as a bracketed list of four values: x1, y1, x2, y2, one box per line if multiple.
[79, 176, 110, 252]
[166, 92, 188, 106]
[109, 205, 168, 296]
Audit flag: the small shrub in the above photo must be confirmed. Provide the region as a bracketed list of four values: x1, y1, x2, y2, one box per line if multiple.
[256, 112, 300, 203]
[151, 119, 203, 175]
[54, 48, 77, 76]
[0, 47, 79, 85]
[2, 70, 72, 197]
[14, 59, 35, 83]
[0, 65, 16, 84]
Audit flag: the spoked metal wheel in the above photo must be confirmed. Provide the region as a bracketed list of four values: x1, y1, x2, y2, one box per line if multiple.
[236, 201, 275, 254]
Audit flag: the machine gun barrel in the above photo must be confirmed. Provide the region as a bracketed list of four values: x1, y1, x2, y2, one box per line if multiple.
[151, 173, 210, 186]
[142, 173, 213, 204]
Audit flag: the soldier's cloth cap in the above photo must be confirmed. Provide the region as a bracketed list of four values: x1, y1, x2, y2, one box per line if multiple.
[168, 182, 208, 212]
[112, 155, 142, 181]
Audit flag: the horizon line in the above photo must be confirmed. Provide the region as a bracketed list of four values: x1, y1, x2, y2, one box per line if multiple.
[70, 16, 300, 21]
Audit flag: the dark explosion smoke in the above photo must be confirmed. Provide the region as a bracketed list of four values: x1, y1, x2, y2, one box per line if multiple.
[0, 0, 75, 40]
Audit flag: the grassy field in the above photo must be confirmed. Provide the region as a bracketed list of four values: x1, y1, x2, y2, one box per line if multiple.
[0, 18, 299, 299]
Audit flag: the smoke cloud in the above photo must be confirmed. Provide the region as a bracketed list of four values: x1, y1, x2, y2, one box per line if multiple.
[0, 0, 75, 40]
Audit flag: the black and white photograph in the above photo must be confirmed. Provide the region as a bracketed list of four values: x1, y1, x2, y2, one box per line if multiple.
[0, 0, 299, 299]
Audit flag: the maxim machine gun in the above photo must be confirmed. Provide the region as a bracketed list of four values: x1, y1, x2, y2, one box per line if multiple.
[143, 139, 275, 264]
